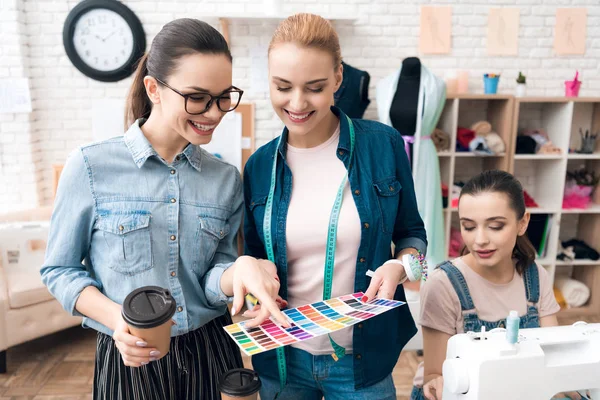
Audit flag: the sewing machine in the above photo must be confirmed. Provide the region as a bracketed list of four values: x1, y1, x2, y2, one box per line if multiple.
[442, 322, 600, 399]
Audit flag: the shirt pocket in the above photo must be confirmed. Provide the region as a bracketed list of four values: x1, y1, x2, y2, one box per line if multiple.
[95, 211, 153, 276]
[373, 177, 402, 234]
[193, 216, 231, 274]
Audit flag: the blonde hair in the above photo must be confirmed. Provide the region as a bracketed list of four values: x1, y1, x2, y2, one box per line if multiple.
[268, 13, 342, 68]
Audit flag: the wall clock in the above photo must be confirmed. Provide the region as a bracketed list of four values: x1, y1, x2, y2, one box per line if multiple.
[63, 0, 146, 82]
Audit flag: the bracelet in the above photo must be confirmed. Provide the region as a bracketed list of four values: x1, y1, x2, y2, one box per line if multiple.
[385, 251, 428, 282]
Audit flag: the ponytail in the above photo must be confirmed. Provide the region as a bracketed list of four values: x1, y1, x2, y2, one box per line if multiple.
[513, 235, 536, 275]
[124, 53, 151, 129]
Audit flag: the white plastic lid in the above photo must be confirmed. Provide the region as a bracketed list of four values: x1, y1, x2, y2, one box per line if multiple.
[509, 310, 518, 318]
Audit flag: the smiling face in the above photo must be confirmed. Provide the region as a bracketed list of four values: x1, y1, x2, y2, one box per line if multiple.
[458, 191, 530, 269]
[268, 42, 342, 141]
[146, 52, 234, 146]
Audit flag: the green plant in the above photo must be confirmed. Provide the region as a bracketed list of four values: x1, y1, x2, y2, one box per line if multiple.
[516, 71, 526, 84]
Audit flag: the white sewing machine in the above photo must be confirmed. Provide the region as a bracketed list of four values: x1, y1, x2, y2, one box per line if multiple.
[442, 322, 600, 399]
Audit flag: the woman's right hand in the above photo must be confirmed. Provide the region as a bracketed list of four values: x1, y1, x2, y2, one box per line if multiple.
[423, 375, 444, 400]
[230, 256, 290, 329]
[112, 313, 161, 367]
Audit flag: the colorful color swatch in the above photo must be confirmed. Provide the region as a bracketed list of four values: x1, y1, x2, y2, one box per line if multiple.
[224, 292, 405, 356]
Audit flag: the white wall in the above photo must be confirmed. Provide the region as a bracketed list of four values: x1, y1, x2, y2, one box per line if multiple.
[1, 0, 600, 211]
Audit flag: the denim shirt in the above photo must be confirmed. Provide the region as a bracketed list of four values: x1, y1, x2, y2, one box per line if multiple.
[41, 119, 241, 337]
[243, 107, 427, 389]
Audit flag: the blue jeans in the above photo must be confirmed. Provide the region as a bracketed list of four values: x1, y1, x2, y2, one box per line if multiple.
[256, 347, 396, 400]
[410, 385, 424, 400]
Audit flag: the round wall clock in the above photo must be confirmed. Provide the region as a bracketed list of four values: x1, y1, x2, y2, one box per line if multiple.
[63, 0, 146, 82]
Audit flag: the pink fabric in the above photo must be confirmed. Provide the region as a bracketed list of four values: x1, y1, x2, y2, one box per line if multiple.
[448, 227, 464, 257]
[563, 182, 593, 209]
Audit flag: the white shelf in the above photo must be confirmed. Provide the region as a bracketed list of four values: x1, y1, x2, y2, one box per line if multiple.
[527, 207, 557, 214]
[514, 154, 564, 160]
[567, 153, 600, 160]
[536, 257, 553, 265]
[437, 151, 452, 157]
[454, 152, 506, 158]
[555, 259, 600, 266]
[198, 13, 357, 21]
[561, 204, 600, 214]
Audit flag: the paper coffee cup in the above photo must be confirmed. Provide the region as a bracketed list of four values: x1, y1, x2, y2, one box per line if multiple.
[219, 368, 261, 400]
[121, 286, 176, 359]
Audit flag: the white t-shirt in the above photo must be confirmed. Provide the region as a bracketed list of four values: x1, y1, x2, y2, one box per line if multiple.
[285, 124, 361, 355]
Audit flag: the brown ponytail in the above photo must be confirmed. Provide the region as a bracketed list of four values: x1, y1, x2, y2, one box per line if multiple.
[513, 235, 537, 275]
[124, 53, 151, 129]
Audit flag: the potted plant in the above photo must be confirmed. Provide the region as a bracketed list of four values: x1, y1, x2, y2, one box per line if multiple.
[516, 71, 526, 97]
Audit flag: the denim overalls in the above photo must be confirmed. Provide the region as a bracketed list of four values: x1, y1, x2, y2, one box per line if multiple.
[410, 261, 541, 399]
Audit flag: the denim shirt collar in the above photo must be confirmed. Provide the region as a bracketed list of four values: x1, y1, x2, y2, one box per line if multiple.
[124, 118, 202, 171]
[277, 106, 352, 164]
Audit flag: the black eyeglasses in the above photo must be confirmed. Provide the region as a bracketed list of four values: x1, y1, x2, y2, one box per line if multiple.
[155, 77, 244, 115]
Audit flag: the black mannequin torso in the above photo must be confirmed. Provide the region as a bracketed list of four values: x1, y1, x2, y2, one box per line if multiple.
[389, 57, 421, 168]
[390, 57, 421, 136]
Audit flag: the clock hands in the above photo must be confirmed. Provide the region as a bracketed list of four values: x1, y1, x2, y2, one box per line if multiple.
[92, 31, 117, 43]
[102, 30, 117, 42]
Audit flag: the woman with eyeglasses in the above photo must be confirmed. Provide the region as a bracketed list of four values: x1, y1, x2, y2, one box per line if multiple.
[41, 18, 287, 399]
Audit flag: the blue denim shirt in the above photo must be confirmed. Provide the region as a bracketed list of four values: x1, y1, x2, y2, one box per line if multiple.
[243, 107, 427, 389]
[41, 120, 240, 337]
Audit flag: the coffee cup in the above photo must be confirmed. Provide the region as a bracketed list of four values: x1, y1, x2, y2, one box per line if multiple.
[121, 286, 176, 359]
[219, 368, 261, 400]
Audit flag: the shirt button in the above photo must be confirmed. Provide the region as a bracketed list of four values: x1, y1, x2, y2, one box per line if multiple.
[170, 198, 176, 203]
[170, 169, 176, 175]
[355, 354, 362, 360]
[354, 190, 360, 195]
[170, 235, 176, 241]
[338, 150, 345, 156]
[177, 306, 183, 312]
[118, 225, 124, 232]
[175, 156, 181, 161]
[171, 271, 176, 277]
[357, 323, 363, 329]
[389, 186, 395, 191]
[360, 257, 366, 263]
[364, 223, 370, 229]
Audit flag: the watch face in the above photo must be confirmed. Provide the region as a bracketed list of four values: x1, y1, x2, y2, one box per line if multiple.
[72, 8, 135, 72]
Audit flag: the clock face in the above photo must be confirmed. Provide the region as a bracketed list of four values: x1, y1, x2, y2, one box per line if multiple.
[72, 9, 135, 72]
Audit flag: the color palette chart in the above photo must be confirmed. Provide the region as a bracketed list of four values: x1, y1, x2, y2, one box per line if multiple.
[224, 292, 405, 356]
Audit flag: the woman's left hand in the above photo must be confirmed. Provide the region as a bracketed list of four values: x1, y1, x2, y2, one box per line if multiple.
[362, 260, 405, 302]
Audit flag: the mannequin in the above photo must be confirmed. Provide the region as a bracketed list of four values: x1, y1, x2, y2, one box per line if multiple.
[333, 61, 371, 119]
[389, 57, 422, 168]
[376, 58, 446, 271]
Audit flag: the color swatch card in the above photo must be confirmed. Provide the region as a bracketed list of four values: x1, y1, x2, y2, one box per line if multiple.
[224, 292, 405, 356]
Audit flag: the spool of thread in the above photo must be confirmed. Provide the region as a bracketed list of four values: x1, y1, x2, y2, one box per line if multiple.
[505, 310, 519, 344]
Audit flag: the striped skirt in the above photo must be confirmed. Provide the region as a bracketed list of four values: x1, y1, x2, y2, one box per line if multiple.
[93, 313, 243, 400]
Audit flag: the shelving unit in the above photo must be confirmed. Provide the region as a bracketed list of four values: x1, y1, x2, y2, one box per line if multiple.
[509, 97, 600, 318]
[433, 94, 600, 320]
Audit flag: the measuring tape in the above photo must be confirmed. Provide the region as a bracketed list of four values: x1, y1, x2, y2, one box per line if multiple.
[262, 115, 355, 392]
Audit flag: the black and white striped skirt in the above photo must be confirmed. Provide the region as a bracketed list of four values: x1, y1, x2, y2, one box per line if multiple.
[93, 313, 243, 400]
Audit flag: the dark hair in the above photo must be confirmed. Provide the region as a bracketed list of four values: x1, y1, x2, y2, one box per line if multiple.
[125, 18, 232, 128]
[459, 170, 536, 275]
